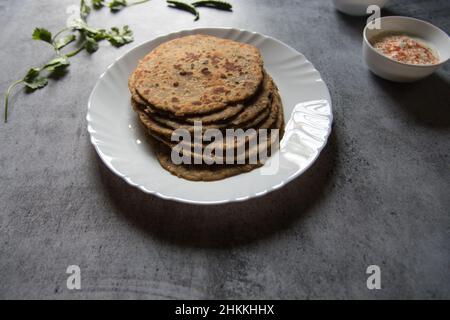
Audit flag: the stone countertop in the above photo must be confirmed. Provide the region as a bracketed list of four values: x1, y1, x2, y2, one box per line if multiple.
[0, 0, 449, 299]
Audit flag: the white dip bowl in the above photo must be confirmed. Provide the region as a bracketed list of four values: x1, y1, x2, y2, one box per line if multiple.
[363, 16, 450, 82]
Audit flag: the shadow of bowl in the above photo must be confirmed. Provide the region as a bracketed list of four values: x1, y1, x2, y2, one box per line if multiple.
[369, 72, 450, 127]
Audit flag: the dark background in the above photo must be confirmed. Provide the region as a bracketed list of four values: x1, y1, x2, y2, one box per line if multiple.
[0, 0, 449, 299]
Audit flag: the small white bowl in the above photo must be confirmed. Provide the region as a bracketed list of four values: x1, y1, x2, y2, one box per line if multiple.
[333, 0, 389, 16]
[363, 16, 450, 82]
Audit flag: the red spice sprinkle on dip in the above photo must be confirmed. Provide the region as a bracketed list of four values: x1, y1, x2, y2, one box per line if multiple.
[373, 34, 439, 65]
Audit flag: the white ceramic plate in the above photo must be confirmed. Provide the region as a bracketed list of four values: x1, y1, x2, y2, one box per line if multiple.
[87, 28, 333, 205]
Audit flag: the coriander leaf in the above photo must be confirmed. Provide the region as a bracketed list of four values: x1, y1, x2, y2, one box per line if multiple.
[25, 77, 49, 90]
[24, 67, 42, 82]
[32, 28, 53, 44]
[23, 68, 48, 90]
[106, 25, 133, 46]
[167, 0, 199, 21]
[92, 29, 109, 41]
[85, 36, 100, 53]
[43, 56, 70, 72]
[108, 0, 128, 12]
[69, 18, 101, 35]
[55, 34, 77, 50]
[192, 0, 232, 11]
[68, 18, 85, 30]
[92, 0, 105, 9]
[108, 0, 149, 12]
[80, 0, 91, 21]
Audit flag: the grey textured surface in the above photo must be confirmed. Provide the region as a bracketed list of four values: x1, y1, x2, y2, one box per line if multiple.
[0, 0, 449, 300]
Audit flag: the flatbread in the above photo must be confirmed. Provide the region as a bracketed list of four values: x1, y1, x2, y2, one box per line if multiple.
[133, 34, 264, 116]
[130, 72, 246, 124]
[152, 140, 262, 181]
[136, 89, 284, 164]
[144, 72, 274, 130]
[131, 73, 274, 137]
[128, 35, 286, 181]
[170, 100, 285, 164]
[149, 105, 285, 181]
[134, 88, 282, 151]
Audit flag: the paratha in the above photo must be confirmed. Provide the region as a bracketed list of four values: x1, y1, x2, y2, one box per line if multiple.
[133, 35, 264, 116]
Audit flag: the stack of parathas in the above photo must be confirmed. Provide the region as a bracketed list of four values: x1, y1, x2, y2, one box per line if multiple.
[128, 35, 285, 181]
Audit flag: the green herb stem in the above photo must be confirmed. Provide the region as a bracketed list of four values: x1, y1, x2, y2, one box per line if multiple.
[167, 0, 199, 21]
[129, 0, 151, 7]
[192, 0, 232, 10]
[66, 43, 86, 58]
[52, 27, 71, 42]
[4, 79, 25, 123]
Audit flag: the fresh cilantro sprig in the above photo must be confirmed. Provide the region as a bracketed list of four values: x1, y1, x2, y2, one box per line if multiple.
[92, 0, 106, 9]
[4, 0, 146, 123]
[108, 0, 151, 12]
[4, 30, 73, 123]
[32, 28, 52, 44]
[69, 18, 134, 52]
[167, 1, 199, 21]
[166, 0, 232, 21]
[109, 0, 129, 12]
[4, 0, 234, 122]
[192, 0, 232, 11]
[80, 0, 92, 20]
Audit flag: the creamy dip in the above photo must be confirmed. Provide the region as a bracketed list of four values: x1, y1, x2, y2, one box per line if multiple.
[372, 34, 439, 65]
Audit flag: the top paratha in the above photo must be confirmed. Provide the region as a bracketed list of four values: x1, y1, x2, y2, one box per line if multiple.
[133, 34, 264, 116]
